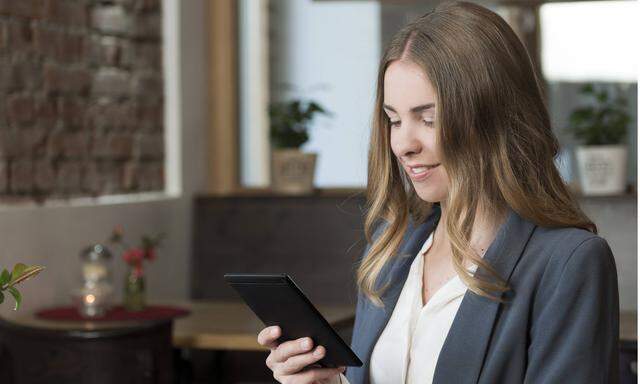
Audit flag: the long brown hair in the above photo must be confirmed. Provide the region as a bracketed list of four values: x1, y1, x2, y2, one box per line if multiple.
[358, 1, 596, 308]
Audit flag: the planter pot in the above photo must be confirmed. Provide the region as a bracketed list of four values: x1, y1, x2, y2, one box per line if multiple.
[271, 149, 317, 194]
[575, 145, 627, 196]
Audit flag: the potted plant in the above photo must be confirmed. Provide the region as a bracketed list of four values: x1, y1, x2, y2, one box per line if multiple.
[1, 263, 45, 310]
[268, 99, 331, 194]
[564, 83, 631, 196]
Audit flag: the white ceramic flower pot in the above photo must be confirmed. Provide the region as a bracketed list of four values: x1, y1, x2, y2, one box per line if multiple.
[271, 149, 317, 194]
[575, 145, 627, 196]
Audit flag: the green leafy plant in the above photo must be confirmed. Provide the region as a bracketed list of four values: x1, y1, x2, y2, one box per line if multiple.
[0, 263, 45, 310]
[564, 83, 631, 145]
[269, 99, 332, 149]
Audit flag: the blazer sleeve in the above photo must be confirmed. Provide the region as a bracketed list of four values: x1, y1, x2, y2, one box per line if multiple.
[524, 236, 620, 384]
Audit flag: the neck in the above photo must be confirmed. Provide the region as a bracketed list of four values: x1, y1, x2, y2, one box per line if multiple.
[433, 199, 507, 257]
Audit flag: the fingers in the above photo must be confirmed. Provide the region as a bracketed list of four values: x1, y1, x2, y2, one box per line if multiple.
[278, 345, 326, 375]
[257, 326, 281, 350]
[272, 337, 314, 364]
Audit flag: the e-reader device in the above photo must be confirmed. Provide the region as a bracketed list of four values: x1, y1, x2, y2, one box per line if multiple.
[224, 273, 362, 368]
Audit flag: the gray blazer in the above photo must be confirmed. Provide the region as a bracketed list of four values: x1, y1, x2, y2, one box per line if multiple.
[346, 204, 620, 384]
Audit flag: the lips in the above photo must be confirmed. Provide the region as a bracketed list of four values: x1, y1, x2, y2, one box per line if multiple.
[407, 163, 440, 181]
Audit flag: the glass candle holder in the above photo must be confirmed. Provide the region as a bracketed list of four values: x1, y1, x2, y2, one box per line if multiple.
[74, 244, 114, 318]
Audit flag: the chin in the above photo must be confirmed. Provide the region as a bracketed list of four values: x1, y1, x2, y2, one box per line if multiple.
[413, 185, 446, 204]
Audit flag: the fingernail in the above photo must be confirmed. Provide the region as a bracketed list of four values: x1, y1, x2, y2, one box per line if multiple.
[313, 346, 323, 356]
[301, 338, 311, 349]
[270, 327, 278, 336]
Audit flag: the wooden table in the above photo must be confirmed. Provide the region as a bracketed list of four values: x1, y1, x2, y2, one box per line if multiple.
[0, 313, 175, 383]
[168, 299, 357, 351]
[620, 310, 637, 342]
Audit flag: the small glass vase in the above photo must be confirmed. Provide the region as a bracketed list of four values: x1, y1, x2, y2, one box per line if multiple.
[123, 267, 145, 311]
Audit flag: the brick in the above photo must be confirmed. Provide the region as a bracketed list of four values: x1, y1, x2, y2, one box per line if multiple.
[0, 60, 17, 92]
[123, 160, 162, 191]
[115, 0, 160, 13]
[0, 128, 46, 157]
[0, 19, 7, 51]
[130, 70, 162, 98]
[134, 133, 163, 159]
[57, 160, 82, 192]
[83, 161, 121, 195]
[85, 100, 136, 131]
[11, 61, 43, 91]
[136, 0, 161, 12]
[33, 25, 85, 63]
[92, 68, 130, 98]
[88, 35, 122, 66]
[57, 97, 86, 128]
[93, 132, 133, 159]
[46, 127, 65, 157]
[0, 129, 18, 157]
[23, 128, 48, 155]
[136, 100, 162, 132]
[7, 19, 32, 51]
[35, 97, 57, 127]
[91, 5, 132, 36]
[43, 0, 88, 28]
[6, 0, 45, 20]
[0, 160, 7, 192]
[63, 131, 89, 159]
[131, 42, 161, 69]
[34, 158, 55, 191]
[130, 13, 160, 39]
[6, 94, 35, 126]
[11, 159, 33, 193]
[45, 128, 89, 159]
[43, 63, 91, 95]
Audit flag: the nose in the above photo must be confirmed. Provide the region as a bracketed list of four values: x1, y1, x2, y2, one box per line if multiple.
[395, 124, 422, 160]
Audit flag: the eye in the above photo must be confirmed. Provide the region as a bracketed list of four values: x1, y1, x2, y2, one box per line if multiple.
[389, 120, 401, 128]
[423, 119, 434, 127]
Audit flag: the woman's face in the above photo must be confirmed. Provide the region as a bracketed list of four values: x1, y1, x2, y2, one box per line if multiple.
[383, 59, 449, 203]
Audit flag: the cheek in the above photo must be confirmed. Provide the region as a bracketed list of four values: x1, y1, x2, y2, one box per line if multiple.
[389, 133, 401, 157]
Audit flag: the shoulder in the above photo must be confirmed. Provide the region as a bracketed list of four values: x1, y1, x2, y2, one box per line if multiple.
[524, 226, 616, 282]
[515, 225, 618, 313]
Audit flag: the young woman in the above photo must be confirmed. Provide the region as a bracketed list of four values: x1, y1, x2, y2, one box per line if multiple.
[257, 2, 620, 383]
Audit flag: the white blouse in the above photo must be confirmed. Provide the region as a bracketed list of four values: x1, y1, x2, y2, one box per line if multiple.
[333, 229, 477, 384]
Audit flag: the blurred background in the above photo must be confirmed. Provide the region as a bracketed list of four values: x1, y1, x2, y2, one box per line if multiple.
[0, 0, 636, 383]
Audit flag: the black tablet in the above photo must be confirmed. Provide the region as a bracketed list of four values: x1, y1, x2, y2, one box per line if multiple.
[223, 273, 362, 368]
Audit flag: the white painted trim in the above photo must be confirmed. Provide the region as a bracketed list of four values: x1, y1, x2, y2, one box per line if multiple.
[162, 0, 182, 196]
[0, 192, 178, 212]
[239, 0, 270, 187]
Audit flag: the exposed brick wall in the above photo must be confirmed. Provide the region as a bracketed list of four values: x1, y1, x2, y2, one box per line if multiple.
[0, 0, 164, 203]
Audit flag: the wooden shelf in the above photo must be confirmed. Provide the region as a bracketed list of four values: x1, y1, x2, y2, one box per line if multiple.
[197, 187, 366, 199]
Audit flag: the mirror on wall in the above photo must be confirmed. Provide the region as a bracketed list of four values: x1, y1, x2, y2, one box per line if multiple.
[238, 0, 637, 193]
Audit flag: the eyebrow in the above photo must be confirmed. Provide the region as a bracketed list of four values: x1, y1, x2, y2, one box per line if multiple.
[383, 103, 435, 114]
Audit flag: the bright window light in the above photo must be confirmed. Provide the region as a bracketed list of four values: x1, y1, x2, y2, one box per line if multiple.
[540, 1, 638, 82]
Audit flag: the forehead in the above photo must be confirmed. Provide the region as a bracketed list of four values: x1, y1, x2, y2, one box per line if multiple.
[383, 60, 436, 112]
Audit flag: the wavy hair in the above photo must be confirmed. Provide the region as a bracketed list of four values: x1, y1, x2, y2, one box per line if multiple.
[357, 1, 596, 308]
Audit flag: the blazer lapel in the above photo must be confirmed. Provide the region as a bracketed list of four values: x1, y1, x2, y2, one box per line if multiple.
[355, 205, 441, 384]
[432, 206, 537, 384]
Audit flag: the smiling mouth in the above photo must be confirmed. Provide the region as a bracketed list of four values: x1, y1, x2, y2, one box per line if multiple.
[409, 164, 440, 174]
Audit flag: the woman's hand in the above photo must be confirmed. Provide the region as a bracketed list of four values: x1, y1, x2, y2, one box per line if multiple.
[258, 325, 346, 383]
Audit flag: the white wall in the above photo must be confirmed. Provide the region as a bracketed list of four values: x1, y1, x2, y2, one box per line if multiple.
[268, 0, 381, 187]
[0, 0, 209, 318]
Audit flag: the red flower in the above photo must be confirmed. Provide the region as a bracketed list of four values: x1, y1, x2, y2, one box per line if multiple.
[122, 248, 145, 265]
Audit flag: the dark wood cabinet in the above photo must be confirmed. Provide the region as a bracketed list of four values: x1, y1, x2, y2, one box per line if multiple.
[0, 318, 174, 384]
